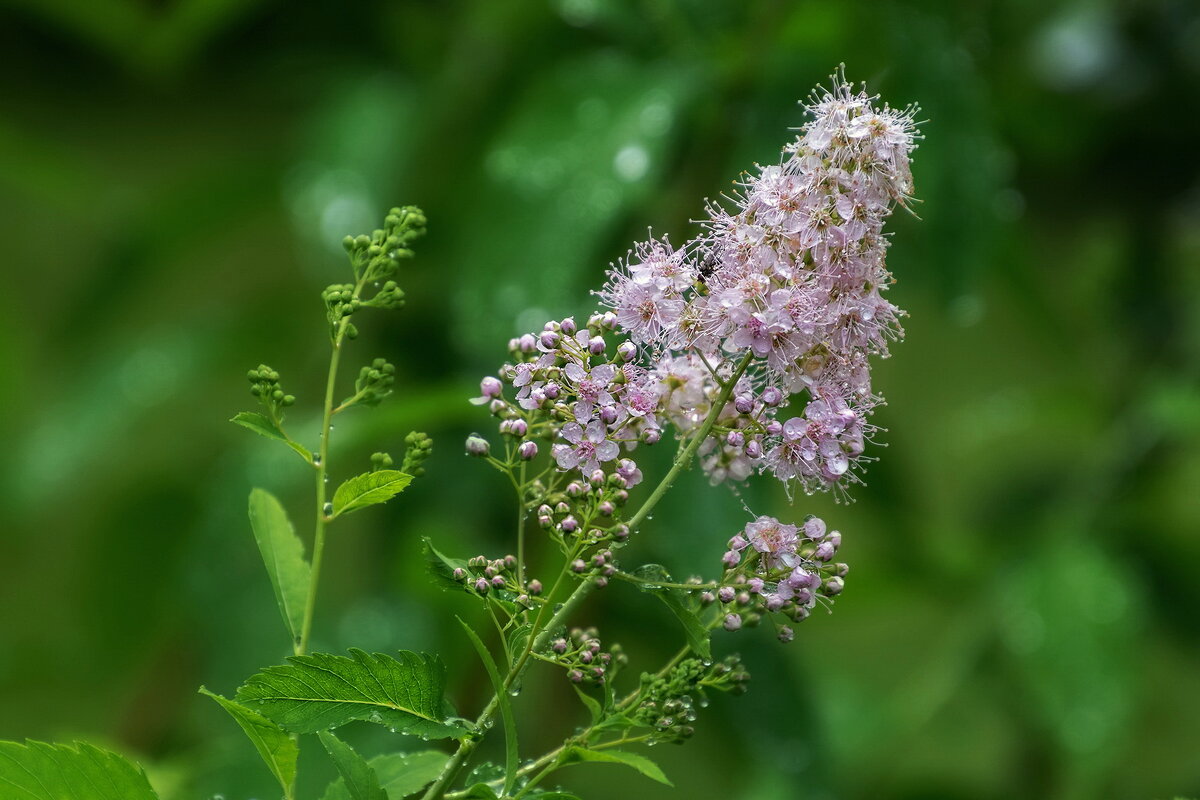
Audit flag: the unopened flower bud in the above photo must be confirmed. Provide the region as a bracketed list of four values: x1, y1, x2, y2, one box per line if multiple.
[835, 562, 849, 577]
[813, 541, 835, 562]
[824, 576, 844, 596]
[589, 469, 606, 487]
[453, 568, 466, 581]
[617, 341, 637, 361]
[571, 559, 587, 573]
[599, 406, 618, 424]
[491, 575, 506, 588]
[718, 586, 735, 604]
[726, 431, 745, 448]
[700, 591, 716, 606]
[518, 441, 538, 460]
[761, 386, 783, 406]
[745, 439, 762, 458]
[723, 613, 743, 631]
[588, 336, 606, 355]
[597, 501, 614, 516]
[552, 638, 568, 654]
[465, 435, 490, 457]
[474, 578, 490, 595]
[642, 428, 661, 445]
[480, 376, 503, 398]
[722, 550, 740, 568]
[518, 334, 537, 352]
[568, 669, 584, 683]
[778, 625, 794, 643]
[765, 420, 783, 436]
[560, 516, 578, 534]
[734, 395, 754, 414]
[560, 317, 577, 335]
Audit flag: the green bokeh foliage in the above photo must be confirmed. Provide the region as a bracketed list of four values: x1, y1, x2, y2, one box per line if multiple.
[1, 1, 1198, 798]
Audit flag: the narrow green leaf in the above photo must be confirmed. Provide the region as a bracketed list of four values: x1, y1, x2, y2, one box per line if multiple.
[318, 750, 448, 800]
[560, 747, 672, 786]
[460, 784, 499, 799]
[236, 648, 467, 739]
[629, 564, 710, 660]
[423, 537, 468, 591]
[200, 687, 297, 797]
[572, 685, 602, 726]
[0, 740, 159, 799]
[231, 411, 313, 463]
[248, 488, 311, 644]
[456, 618, 518, 795]
[318, 732, 387, 800]
[332, 469, 413, 517]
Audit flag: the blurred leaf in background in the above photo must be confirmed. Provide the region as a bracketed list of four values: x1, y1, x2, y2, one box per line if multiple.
[0, 1, 1198, 798]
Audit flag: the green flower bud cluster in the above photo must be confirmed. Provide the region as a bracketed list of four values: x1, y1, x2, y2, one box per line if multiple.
[364, 280, 405, 311]
[353, 358, 396, 407]
[632, 655, 749, 743]
[401, 432, 433, 476]
[369, 451, 394, 472]
[246, 364, 295, 423]
[322, 283, 362, 339]
[342, 205, 427, 283]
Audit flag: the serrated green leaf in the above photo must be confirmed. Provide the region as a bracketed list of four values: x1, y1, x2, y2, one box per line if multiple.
[0, 740, 159, 799]
[231, 411, 313, 463]
[200, 687, 297, 797]
[423, 537, 468, 592]
[629, 564, 710, 660]
[320, 750, 448, 800]
[236, 648, 467, 739]
[332, 469, 413, 517]
[319, 732, 387, 800]
[457, 618, 518, 795]
[560, 746, 672, 786]
[248, 488, 311, 644]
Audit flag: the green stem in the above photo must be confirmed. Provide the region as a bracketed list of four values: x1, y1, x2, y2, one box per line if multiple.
[297, 278, 366, 657]
[426, 350, 757, 799]
[421, 569, 596, 800]
[625, 351, 754, 532]
[612, 572, 717, 591]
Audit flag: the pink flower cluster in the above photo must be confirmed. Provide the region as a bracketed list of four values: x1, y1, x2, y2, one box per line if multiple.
[595, 73, 918, 496]
[713, 514, 847, 635]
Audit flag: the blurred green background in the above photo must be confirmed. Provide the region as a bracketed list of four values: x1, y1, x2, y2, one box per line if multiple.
[2, 1, 1198, 798]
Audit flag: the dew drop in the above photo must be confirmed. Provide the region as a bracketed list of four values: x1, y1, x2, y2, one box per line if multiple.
[312, 455, 322, 466]
[323, 502, 333, 515]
